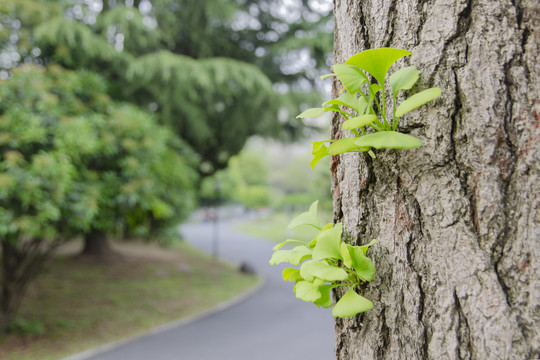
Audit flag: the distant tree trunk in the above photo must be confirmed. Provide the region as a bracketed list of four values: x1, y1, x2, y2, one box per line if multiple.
[332, 1, 538, 359]
[81, 228, 113, 257]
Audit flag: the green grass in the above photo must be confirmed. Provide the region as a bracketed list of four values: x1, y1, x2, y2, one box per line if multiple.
[233, 210, 333, 243]
[233, 212, 293, 243]
[0, 241, 258, 360]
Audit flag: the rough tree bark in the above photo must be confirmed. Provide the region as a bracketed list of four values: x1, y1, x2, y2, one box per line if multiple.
[331, 1, 538, 359]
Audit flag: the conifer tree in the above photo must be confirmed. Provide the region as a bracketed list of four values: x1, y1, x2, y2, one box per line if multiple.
[1, 0, 333, 175]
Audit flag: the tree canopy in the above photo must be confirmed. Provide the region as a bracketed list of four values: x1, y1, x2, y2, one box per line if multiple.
[1, 0, 333, 176]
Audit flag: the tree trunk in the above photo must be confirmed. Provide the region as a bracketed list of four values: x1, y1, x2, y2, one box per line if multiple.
[332, 1, 538, 359]
[81, 228, 113, 257]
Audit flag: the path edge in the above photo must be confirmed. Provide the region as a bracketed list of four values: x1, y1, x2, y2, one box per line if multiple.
[61, 276, 266, 360]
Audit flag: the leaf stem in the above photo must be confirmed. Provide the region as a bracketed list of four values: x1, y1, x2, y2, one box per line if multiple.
[392, 96, 398, 130]
[381, 84, 389, 129]
[361, 88, 385, 131]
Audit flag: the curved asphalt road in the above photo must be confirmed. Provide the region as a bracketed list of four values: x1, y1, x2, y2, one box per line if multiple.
[82, 220, 335, 360]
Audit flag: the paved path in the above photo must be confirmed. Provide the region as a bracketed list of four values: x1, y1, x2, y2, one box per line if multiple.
[84, 220, 334, 360]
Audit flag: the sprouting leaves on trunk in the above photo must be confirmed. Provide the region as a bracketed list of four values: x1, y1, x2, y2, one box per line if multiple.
[297, 48, 441, 168]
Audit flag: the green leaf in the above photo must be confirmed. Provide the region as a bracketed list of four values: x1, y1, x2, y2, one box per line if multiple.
[323, 92, 364, 113]
[327, 137, 359, 155]
[390, 66, 421, 97]
[314, 284, 334, 308]
[300, 260, 349, 282]
[342, 115, 378, 130]
[269, 246, 312, 266]
[395, 88, 441, 118]
[288, 246, 313, 265]
[332, 289, 374, 317]
[269, 249, 292, 266]
[273, 239, 308, 251]
[340, 242, 353, 268]
[288, 200, 321, 230]
[313, 223, 343, 261]
[360, 239, 377, 256]
[295, 280, 322, 302]
[297, 107, 326, 119]
[345, 48, 412, 85]
[282, 268, 302, 282]
[332, 64, 369, 94]
[354, 131, 422, 149]
[307, 223, 333, 247]
[299, 260, 316, 282]
[311, 141, 330, 169]
[369, 83, 382, 95]
[321, 104, 354, 118]
[347, 245, 376, 282]
[310, 261, 349, 281]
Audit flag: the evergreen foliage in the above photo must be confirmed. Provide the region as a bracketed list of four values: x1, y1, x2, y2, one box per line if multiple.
[35, 17, 130, 70]
[1, 0, 333, 175]
[126, 51, 277, 173]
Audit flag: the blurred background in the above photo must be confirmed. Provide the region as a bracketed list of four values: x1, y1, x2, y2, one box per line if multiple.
[0, 0, 334, 358]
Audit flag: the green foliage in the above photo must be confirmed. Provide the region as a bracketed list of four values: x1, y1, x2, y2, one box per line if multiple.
[227, 0, 333, 87]
[275, 154, 332, 211]
[2, 0, 333, 176]
[95, 6, 163, 55]
[0, 65, 100, 240]
[200, 151, 271, 209]
[234, 186, 271, 210]
[297, 48, 442, 168]
[34, 17, 129, 70]
[125, 51, 278, 174]
[0, 0, 62, 66]
[269, 201, 377, 317]
[150, 0, 238, 59]
[0, 64, 197, 241]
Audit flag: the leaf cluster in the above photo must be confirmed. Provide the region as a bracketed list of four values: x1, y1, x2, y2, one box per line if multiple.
[0, 65, 197, 242]
[297, 48, 441, 168]
[269, 201, 377, 317]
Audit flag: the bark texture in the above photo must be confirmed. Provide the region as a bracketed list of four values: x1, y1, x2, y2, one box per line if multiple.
[332, 1, 539, 359]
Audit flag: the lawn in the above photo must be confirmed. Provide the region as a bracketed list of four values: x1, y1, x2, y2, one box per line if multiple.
[232, 212, 293, 243]
[233, 210, 333, 243]
[0, 240, 259, 360]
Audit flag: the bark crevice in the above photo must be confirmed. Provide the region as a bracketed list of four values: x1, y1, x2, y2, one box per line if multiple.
[427, 0, 472, 84]
[376, 307, 390, 359]
[418, 275, 428, 359]
[453, 291, 472, 360]
[356, 3, 371, 50]
[383, 0, 398, 48]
